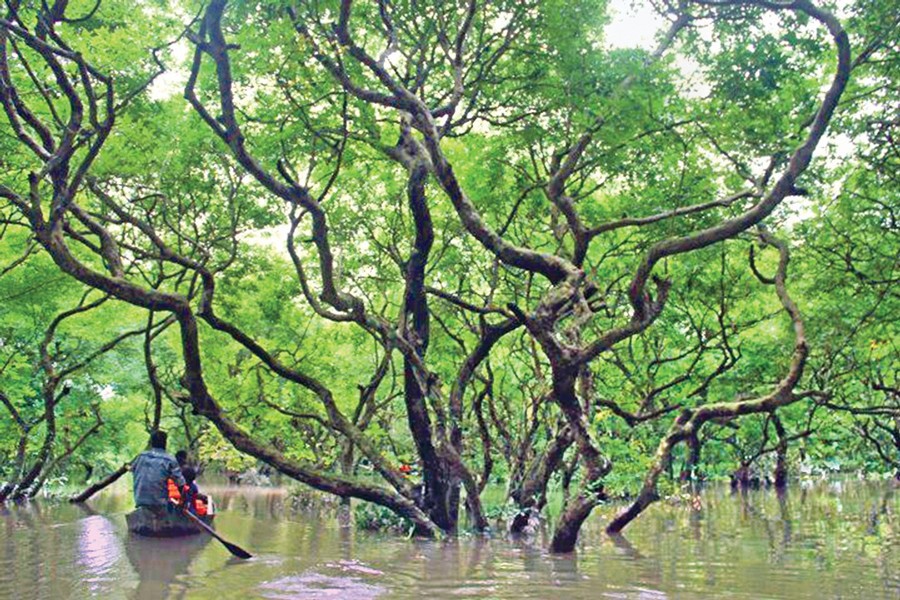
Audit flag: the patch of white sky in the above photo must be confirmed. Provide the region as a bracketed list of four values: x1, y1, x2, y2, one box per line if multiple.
[147, 0, 192, 102]
[148, 37, 190, 102]
[604, 0, 665, 51]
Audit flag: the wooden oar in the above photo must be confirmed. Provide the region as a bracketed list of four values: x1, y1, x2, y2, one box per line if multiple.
[171, 499, 252, 559]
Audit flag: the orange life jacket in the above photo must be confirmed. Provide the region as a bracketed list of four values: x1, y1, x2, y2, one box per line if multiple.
[167, 478, 181, 502]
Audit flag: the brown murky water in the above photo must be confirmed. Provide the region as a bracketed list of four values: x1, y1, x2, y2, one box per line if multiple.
[1, 480, 898, 599]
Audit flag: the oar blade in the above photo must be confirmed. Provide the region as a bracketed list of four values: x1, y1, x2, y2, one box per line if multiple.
[223, 541, 252, 560]
[171, 499, 252, 559]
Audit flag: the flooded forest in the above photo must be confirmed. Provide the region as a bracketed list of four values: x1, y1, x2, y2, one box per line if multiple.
[0, 0, 897, 598]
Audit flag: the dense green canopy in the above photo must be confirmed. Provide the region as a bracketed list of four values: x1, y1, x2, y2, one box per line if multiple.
[0, 0, 896, 551]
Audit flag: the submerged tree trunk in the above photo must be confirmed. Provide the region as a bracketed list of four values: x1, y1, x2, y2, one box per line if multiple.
[679, 434, 702, 483]
[70, 463, 130, 503]
[401, 162, 457, 533]
[731, 462, 756, 490]
[607, 417, 686, 535]
[549, 369, 610, 552]
[10, 383, 59, 500]
[772, 413, 789, 489]
[335, 441, 354, 527]
[508, 425, 573, 535]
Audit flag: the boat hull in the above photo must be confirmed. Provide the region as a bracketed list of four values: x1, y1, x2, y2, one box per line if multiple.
[126, 506, 215, 537]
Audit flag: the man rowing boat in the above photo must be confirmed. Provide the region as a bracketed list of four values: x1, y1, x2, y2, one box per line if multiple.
[132, 430, 185, 509]
[125, 430, 251, 558]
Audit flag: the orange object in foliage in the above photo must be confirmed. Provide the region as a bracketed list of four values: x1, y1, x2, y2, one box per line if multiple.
[166, 478, 181, 502]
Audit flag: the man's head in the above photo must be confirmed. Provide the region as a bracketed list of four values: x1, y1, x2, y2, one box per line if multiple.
[149, 430, 168, 450]
[175, 450, 188, 466]
[183, 466, 197, 484]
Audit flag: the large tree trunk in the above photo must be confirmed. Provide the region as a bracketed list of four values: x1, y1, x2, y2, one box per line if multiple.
[549, 369, 610, 552]
[401, 162, 457, 533]
[550, 494, 596, 552]
[403, 360, 454, 531]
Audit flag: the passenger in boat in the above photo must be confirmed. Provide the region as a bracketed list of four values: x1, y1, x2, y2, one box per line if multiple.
[132, 430, 186, 510]
[180, 466, 209, 516]
[166, 449, 190, 503]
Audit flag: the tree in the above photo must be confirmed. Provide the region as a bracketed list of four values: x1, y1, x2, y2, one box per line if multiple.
[0, 0, 895, 555]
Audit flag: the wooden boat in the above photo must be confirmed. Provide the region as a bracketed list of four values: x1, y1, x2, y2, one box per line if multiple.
[126, 500, 215, 537]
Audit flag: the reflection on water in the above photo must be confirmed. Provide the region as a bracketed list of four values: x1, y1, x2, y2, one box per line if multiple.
[124, 535, 209, 599]
[1, 480, 898, 599]
[77, 514, 123, 593]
